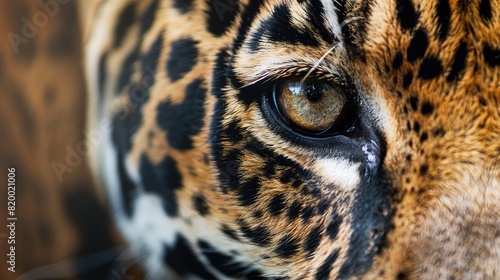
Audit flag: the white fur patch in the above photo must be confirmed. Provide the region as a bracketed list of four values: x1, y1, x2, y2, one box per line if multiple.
[320, 0, 343, 44]
[313, 158, 361, 190]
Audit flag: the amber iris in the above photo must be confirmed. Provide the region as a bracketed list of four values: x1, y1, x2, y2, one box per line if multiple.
[276, 80, 347, 133]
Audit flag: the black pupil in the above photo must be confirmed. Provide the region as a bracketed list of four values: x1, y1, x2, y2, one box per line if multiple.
[304, 83, 324, 102]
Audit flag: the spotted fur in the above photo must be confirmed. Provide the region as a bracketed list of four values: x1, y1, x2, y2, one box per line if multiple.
[82, 0, 500, 279]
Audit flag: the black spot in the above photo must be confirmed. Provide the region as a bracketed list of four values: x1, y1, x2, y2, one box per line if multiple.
[193, 194, 210, 216]
[166, 38, 199, 81]
[239, 222, 271, 246]
[447, 42, 468, 82]
[393, 52, 403, 70]
[174, 0, 193, 14]
[316, 200, 330, 215]
[418, 56, 443, 79]
[225, 121, 245, 143]
[403, 71, 413, 88]
[275, 235, 300, 258]
[301, 206, 315, 221]
[250, 5, 319, 52]
[292, 179, 303, 189]
[218, 149, 242, 192]
[396, 0, 418, 31]
[315, 250, 339, 280]
[419, 164, 429, 175]
[164, 235, 217, 280]
[435, 0, 451, 40]
[206, 0, 240, 36]
[287, 201, 302, 220]
[432, 127, 445, 136]
[305, 226, 322, 255]
[279, 172, 293, 184]
[198, 240, 266, 279]
[479, 96, 487, 106]
[479, 0, 492, 22]
[263, 161, 276, 176]
[238, 177, 260, 206]
[141, 0, 159, 34]
[419, 132, 428, 143]
[268, 194, 285, 216]
[253, 209, 264, 219]
[406, 154, 412, 162]
[397, 272, 409, 280]
[413, 121, 421, 133]
[409, 96, 419, 111]
[483, 43, 500, 66]
[116, 49, 138, 93]
[140, 34, 163, 82]
[140, 154, 183, 217]
[420, 102, 434, 115]
[116, 153, 136, 217]
[156, 79, 206, 150]
[407, 29, 428, 62]
[326, 213, 342, 240]
[113, 3, 136, 48]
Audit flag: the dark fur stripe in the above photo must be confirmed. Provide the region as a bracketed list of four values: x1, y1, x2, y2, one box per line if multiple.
[483, 43, 500, 66]
[198, 240, 267, 279]
[303, 0, 336, 45]
[166, 38, 199, 82]
[116, 153, 136, 218]
[249, 4, 320, 51]
[396, 0, 418, 31]
[207, 0, 240, 36]
[435, 0, 451, 40]
[479, 0, 492, 22]
[407, 29, 428, 62]
[164, 235, 217, 280]
[113, 3, 136, 48]
[174, 0, 193, 14]
[140, 154, 183, 217]
[315, 250, 339, 280]
[447, 42, 468, 82]
[232, 0, 264, 53]
[418, 56, 443, 79]
[156, 79, 206, 150]
[141, 0, 159, 34]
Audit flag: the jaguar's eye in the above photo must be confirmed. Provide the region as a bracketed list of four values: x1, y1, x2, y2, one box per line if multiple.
[273, 80, 353, 135]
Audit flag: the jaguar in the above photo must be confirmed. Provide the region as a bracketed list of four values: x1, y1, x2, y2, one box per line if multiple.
[79, 0, 500, 279]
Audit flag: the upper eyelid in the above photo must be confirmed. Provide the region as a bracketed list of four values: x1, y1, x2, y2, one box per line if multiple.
[239, 63, 343, 89]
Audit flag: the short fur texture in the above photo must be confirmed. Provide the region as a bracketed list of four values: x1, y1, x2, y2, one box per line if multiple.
[83, 0, 500, 279]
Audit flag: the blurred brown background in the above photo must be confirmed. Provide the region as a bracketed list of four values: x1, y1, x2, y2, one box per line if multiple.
[0, 1, 143, 279]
